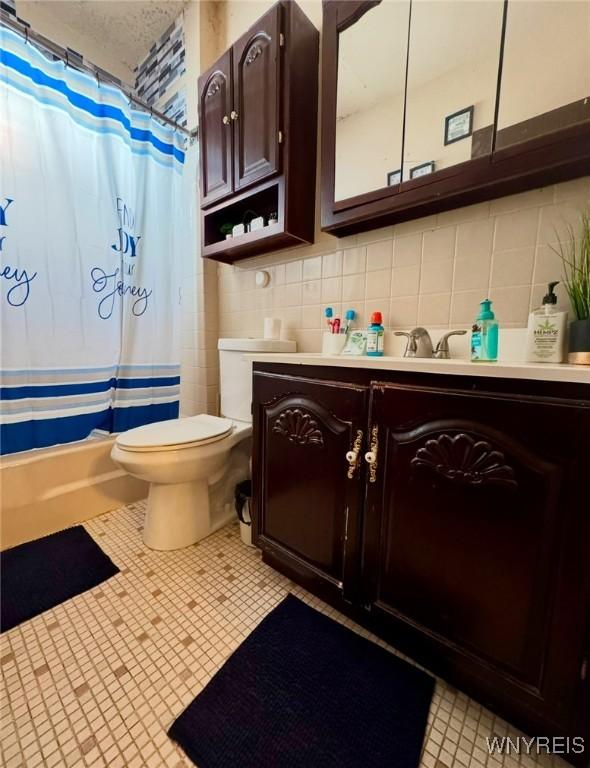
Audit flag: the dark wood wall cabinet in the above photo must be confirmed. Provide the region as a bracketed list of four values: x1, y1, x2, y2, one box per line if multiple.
[198, 2, 319, 263]
[321, 0, 590, 237]
[252, 363, 590, 766]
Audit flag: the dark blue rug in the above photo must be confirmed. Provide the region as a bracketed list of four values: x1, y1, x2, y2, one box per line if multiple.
[169, 594, 434, 768]
[1, 525, 119, 633]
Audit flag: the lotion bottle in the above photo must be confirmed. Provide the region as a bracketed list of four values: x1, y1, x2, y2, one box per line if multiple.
[525, 281, 567, 363]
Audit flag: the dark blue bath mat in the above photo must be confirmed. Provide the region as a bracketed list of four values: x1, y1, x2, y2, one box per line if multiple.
[1, 525, 119, 633]
[169, 594, 434, 768]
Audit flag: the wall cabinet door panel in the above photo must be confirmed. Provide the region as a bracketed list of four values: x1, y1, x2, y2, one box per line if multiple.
[232, 5, 281, 191]
[363, 381, 589, 729]
[198, 51, 233, 206]
[252, 372, 368, 600]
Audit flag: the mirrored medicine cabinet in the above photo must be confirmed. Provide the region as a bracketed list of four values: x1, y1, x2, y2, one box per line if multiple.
[322, 0, 590, 236]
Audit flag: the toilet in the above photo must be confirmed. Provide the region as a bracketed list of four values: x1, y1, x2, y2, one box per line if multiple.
[111, 338, 295, 550]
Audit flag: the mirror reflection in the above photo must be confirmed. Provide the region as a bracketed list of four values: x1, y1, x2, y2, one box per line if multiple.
[334, 1, 410, 202]
[402, 0, 504, 182]
[497, 0, 590, 149]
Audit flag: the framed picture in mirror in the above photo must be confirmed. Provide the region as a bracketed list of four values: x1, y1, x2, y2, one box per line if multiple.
[444, 106, 474, 145]
[410, 161, 435, 179]
[387, 170, 402, 186]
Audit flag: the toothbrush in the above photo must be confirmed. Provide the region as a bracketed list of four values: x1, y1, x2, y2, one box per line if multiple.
[324, 306, 333, 332]
[343, 309, 355, 334]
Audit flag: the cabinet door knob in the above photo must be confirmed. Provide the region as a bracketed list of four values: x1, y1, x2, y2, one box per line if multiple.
[222, 115, 230, 125]
[345, 430, 363, 479]
[230, 110, 239, 120]
[364, 425, 379, 483]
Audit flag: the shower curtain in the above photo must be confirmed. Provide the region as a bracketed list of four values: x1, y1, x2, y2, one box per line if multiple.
[0, 27, 193, 455]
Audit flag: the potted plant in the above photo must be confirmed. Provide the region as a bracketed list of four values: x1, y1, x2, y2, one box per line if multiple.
[220, 222, 234, 240]
[553, 210, 590, 364]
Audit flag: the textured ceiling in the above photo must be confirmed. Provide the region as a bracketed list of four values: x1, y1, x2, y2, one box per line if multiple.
[22, 1, 188, 73]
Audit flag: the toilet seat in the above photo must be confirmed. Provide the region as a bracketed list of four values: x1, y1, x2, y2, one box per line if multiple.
[115, 414, 234, 453]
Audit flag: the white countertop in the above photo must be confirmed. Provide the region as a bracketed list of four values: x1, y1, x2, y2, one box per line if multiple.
[245, 352, 590, 384]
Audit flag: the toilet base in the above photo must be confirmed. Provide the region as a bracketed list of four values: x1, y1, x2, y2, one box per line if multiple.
[143, 479, 210, 550]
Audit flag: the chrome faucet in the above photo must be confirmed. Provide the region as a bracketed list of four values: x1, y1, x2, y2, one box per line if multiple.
[394, 327, 466, 359]
[394, 327, 433, 358]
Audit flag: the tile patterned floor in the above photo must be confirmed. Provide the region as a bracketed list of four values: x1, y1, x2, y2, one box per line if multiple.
[1, 501, 567, 768]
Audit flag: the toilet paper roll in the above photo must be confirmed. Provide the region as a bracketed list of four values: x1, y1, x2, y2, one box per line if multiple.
[264, 317, 282, 340]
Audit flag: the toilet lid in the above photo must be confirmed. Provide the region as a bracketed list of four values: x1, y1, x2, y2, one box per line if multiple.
[116, 414, 234, 452]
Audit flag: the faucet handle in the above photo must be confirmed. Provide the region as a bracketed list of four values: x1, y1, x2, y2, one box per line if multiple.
[394, 331, 415, 356]
[395, 327, 433, 357]
[434, 329, 467, 359]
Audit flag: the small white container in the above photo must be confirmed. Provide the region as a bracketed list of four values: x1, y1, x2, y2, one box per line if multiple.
[322, 332, 346, 355]
[264, 317, 282, 340]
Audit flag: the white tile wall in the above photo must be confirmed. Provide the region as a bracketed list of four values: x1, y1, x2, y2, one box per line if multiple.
[179, 254, 219, 418]
[217, 177, 590, 353]
[178, 8, 221, 419]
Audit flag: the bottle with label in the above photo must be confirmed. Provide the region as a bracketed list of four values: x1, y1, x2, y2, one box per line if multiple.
[525, 281, 567, 363]
[366, 311, 384, 357]
[471, 299, 498, 362]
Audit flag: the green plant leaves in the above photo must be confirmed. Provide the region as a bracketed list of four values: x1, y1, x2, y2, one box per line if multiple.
[551, 210, 590, 321]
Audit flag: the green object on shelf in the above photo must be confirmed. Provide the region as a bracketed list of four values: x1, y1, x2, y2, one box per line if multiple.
[551, 209, 590, 321]
[220, 222, 234, 236]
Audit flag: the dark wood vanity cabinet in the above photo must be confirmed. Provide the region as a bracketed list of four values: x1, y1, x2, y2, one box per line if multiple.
[198, 2, 319, 263]
[364, 382, 589, 741]
[252, 371, 368, 602]
[252, 364, 590, 763]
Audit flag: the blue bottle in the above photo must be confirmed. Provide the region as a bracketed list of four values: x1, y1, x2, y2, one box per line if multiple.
[366, 311, 384, 356]
[471, 299, 498, 362]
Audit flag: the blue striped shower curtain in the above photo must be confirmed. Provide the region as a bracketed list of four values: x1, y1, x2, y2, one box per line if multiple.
[0, 27, 193, 455]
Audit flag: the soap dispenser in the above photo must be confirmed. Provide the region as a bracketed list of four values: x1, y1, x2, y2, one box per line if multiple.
[525, 281, 567, 363]
[471, 299, 498, 362]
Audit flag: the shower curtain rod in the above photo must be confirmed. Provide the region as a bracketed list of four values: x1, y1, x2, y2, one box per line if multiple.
[0, 10, 198, 141]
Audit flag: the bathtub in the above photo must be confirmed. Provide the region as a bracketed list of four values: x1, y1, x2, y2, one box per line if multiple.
[0, 435, 147, 549]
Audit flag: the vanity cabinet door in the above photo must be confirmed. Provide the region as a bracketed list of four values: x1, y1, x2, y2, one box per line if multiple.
[232, 4, 281, 192]
[252, 371, 368, 602]
[362, 381, 590, 735]
[198, 50, 234, 206]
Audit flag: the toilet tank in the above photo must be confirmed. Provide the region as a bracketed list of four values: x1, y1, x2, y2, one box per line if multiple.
[217, 338, 296, 422]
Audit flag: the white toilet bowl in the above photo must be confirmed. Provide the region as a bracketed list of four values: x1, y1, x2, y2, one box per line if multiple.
[111, 414, 252, 550]
[112, 337, 296, 550]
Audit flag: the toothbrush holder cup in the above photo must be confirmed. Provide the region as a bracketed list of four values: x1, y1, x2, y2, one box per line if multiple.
[322, 332, 346, 355]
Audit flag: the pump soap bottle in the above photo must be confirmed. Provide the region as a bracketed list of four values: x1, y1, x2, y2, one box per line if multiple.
[525, 281, 567, 363]
[471, 299, 498, 362]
